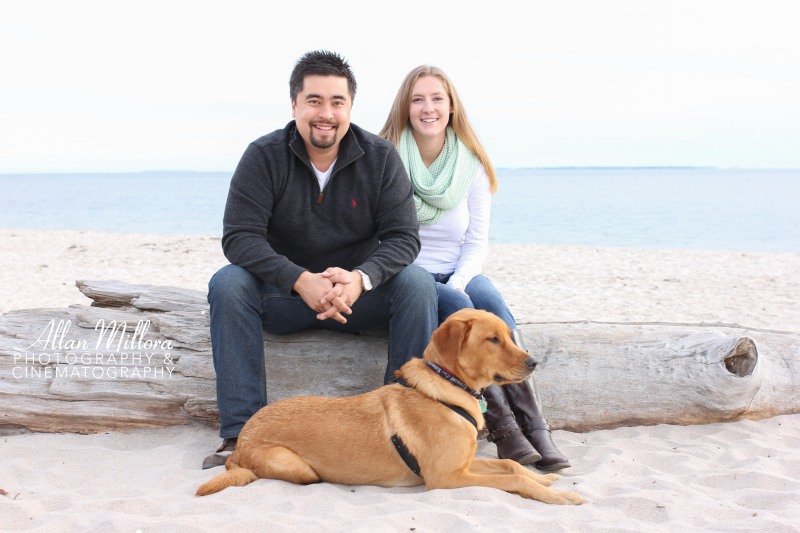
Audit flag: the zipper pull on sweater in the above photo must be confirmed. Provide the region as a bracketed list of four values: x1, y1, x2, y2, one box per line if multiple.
[315, 193, 324, 204]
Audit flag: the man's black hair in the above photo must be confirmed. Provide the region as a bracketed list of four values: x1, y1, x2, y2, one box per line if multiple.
[289, 50, 357, 102]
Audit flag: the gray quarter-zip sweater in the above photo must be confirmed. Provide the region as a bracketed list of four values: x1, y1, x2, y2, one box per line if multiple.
[221, 121, 420, 292]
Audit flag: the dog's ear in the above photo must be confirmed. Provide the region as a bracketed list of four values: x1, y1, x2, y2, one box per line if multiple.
[431, 317, 471, 369]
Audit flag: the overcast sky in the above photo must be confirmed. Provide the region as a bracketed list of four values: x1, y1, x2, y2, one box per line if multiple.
[2, 0, 798, 173]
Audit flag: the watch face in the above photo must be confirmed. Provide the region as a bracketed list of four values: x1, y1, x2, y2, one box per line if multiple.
[359, 270, 372, 291]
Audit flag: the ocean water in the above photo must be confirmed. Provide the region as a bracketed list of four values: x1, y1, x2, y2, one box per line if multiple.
[0, 172, 230, 236]
[1, 168, 798, 252]
[492, 167, 800, 252]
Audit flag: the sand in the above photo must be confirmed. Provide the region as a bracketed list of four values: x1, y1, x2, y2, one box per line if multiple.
[1, 227, 799, 532]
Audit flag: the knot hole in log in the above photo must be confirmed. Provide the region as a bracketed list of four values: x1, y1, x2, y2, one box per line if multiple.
[725, 337, 758, 377]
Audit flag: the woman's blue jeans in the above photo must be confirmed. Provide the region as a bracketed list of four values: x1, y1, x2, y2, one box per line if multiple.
[433, 273, 516, 329]
[208, 263, 438, 438]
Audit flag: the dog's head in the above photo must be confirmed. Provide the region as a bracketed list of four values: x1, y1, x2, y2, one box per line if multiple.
[425, 309, 537, 391]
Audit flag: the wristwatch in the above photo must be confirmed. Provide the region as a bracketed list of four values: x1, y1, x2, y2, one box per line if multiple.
[355, 269, 373, 292]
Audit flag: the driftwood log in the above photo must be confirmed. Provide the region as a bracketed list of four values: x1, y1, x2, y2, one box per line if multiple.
[0, 280, 798, 434]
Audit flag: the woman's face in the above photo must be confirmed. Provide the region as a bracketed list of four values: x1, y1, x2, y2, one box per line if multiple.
[408, 75, 452, 142]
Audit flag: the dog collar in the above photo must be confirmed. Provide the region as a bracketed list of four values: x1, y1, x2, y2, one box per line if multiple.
[425, 361, 487, 413]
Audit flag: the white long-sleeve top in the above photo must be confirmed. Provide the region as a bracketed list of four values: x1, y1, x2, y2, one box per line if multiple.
[413, 165, 491, 291]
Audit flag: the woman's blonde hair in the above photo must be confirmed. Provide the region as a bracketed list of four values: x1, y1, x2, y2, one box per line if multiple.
[379, 65, 498, 193]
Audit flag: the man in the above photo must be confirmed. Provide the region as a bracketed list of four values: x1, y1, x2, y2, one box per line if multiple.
[203, 50, 438, 468]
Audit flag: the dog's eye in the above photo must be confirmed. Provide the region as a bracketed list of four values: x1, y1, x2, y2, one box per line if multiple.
[488, 336, 500, 344]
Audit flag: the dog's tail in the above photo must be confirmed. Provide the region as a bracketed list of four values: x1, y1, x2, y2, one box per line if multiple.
[196, 465, 258, 496]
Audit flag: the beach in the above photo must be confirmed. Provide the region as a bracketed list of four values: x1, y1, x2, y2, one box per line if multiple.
[1, 228, 799, 532]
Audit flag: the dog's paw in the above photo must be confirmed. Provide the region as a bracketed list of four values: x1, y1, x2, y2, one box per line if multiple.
[539, 473, 561, 486]
[554, 490, 587, 505]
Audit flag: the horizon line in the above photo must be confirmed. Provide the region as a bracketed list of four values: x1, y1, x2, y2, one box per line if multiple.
[2, 165, 800, 175]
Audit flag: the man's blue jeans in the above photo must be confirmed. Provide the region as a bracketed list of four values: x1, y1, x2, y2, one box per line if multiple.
[433, 273, 516, 329]
[208, 263, 438, 438]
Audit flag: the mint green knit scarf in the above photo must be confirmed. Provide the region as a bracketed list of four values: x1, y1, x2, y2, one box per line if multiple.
[398, 126, 480, 225]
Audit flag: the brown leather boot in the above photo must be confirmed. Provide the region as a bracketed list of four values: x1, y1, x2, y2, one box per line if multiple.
[482, 384, 542, 465]
[505, 328, 571, 471]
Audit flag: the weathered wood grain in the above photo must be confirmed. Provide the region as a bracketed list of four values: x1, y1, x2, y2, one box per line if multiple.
[522, 321, 799, 431]
[1, 280, 797, 434]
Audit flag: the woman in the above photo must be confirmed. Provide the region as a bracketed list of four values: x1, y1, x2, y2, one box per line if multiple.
[379, 66, 570, 471]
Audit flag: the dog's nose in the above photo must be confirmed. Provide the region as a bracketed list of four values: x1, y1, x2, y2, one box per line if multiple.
[525, 357, 538, 371]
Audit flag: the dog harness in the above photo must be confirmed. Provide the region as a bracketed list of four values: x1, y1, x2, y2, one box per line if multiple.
[391, 374, 481, 477]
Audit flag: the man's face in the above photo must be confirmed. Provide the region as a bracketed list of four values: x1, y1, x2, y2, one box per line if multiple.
[292, 74, 352, 153]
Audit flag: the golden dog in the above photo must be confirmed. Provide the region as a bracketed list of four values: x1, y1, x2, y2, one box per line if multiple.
[197, 308, 585, 504]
